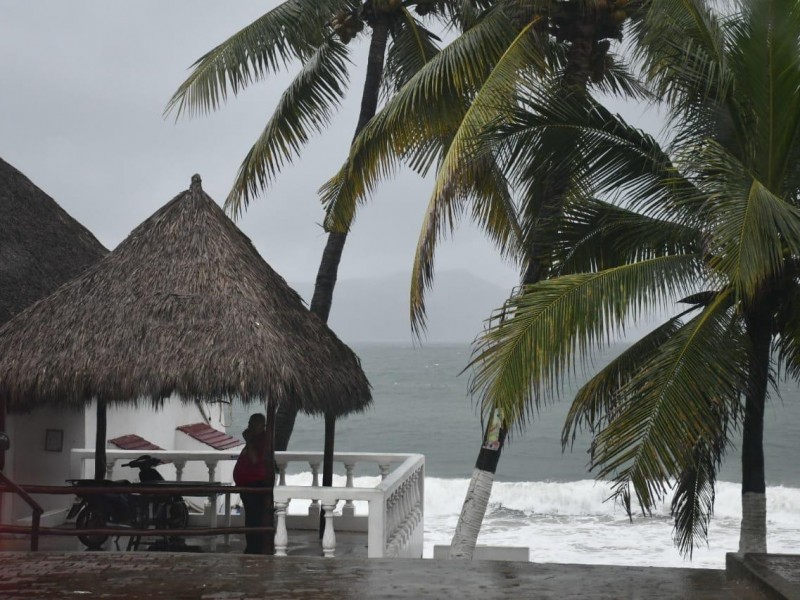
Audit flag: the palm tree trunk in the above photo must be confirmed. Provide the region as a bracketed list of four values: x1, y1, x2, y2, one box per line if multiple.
[94, 399, 107, 481]
[273, 18, 390, 452]
[739, 306, 771, 553]
[449, 23, 598, 560]
[449, 419, 507, 558]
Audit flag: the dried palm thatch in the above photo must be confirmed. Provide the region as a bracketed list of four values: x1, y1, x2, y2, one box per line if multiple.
[0, 157, 108, 325]
[0, 175, 371, 416]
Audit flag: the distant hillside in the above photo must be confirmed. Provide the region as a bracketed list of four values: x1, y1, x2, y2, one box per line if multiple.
[291, 270, 513, 344]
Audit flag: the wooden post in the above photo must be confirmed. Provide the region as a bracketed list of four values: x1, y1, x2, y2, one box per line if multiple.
[0, 396, 6, 472]
[319, 413, 335, 537]
[0, 396, 6, 521]
[94, 399, 107, 481]
[262, 399, 276, 555]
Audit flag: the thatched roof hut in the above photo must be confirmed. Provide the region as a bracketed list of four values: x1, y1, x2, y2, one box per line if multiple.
[0, 174, 371, 416]
[0, 157, 108, 325]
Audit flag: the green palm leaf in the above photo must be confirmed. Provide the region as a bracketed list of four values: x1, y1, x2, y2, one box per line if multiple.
[469, 254, 703, 427]
[382, 9, 442, 99]
[726, 0, 800, 191]
[165, 0, 350, 118]
[555, 199, 700, 275]
[698, 142, 800, 300]
[591, 290, 747, 516]
[410, 154, 522, 336]
[562, 310, 693, 449]
[408, 15, 546, 333]
[671, 434, 726, 557]
[320, 2, 538, 232]
[224, 38, 351, 216]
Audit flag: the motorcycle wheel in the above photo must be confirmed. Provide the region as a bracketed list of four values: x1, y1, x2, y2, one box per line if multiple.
[76, 508, 109, 550]
[168, 499, 189, 529]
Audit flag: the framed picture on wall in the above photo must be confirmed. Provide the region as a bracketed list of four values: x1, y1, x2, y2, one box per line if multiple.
[45, 429, 63, 452]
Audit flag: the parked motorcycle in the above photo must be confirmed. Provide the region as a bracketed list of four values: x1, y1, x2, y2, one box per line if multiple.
[68, 455, 189, 550]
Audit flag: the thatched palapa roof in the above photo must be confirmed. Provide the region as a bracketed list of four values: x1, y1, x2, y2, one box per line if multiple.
[0, 175, 371, 415]
[0, 157, 108, 325]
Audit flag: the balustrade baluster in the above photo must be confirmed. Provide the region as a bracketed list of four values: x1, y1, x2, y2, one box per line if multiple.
[277, 463, 287, 486]
[105, 460, 115, 481]
[378, 463, 390, 480]
[174, 460, 186, 482]
[274, 500, 290, 557]
[343, 463, 355, 517]
[309, 461, 321, 516]
[321, 502, 337, 558]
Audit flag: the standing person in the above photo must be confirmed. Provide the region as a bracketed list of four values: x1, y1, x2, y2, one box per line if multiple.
[234, 413, 268, 554]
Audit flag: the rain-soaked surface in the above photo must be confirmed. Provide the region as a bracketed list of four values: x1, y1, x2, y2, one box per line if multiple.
[0, 552, 774, 599]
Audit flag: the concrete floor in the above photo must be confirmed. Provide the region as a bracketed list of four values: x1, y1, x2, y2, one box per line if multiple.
[0, 552, 772, 600]
[0, 528, 368, 557]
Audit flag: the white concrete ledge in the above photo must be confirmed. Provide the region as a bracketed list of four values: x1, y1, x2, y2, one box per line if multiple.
[433, 545, 530, 562]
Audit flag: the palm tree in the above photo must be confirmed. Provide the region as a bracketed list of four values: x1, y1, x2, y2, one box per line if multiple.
[468, 0, 800, 555]
[166, 0, 473, 458]
[321, 0, 648, 558]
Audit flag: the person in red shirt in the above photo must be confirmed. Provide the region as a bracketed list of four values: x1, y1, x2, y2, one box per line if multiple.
[234, 413, 268, 554]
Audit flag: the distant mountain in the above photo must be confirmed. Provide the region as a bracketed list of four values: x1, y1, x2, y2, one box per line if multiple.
[291, 270, 513, 344]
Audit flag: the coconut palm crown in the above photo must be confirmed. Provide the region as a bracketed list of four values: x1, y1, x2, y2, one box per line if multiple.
[467, 0, 800, 555]
[166, 0, 482, 217]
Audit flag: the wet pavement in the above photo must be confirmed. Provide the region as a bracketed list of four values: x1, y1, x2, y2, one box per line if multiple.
[727, 553, 800, 599]
[0, 552, 772, 599]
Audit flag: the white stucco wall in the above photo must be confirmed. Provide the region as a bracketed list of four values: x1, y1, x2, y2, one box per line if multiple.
[5, 406, 86, 522]
[2, 397, 236, 524]
[82, 397, 223, 482]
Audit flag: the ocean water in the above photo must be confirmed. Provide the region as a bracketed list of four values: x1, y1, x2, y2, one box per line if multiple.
[230, 343, 800, 568]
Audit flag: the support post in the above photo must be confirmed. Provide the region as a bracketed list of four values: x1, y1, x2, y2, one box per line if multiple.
[322, 501, 337, 557]
[0, 396, 6, 521]
[320, 413, 335, 537]
[94, 399, 107, 481]
[262, 399, 276, 555]
[274, 499, 289, 556]
[0, 396, 6, 472]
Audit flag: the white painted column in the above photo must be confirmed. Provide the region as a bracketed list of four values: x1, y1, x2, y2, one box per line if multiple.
[321, 502, 337, 558]
[367, 496, 386, 558]
[274, 499, 290, 557]
[343, 462, 355, 517]
[174, 460, 186, 482]
[309, 461, 321, 516]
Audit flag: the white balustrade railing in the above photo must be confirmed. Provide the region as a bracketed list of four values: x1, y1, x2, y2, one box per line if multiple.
[70, 449, 424, 559]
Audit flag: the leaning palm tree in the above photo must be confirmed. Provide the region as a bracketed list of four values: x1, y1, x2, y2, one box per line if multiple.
[322, 0, 648, 558]
[166, 0, 477, 458]
[469, 0, 800, 555]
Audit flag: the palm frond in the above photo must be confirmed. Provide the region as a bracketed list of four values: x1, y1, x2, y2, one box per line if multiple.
[382, 9, 442, 100]
[469, 254, 703, 429]
[224, 38, 351, 216]
[555, 199, 700, 276]
[726, 0, 800, 192]
[166, 0, 348, 118]
[590, 290, 747, 518]
[410, 154, 522, 336]
[698, 142, 800, 300]
[562, 310, 694, 449]
[320, 3, 535, 233]
[493, 84, 703, 229]
[773, 281, 800, 380]
[670, 434, 725, 557]
[632, 0, 732, 114]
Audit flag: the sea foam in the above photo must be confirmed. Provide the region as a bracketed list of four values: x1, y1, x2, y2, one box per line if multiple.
[282, 473, 800, 568]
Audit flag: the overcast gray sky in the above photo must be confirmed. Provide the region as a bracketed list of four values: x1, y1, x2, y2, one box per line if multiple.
[0, 1, 668, 341]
